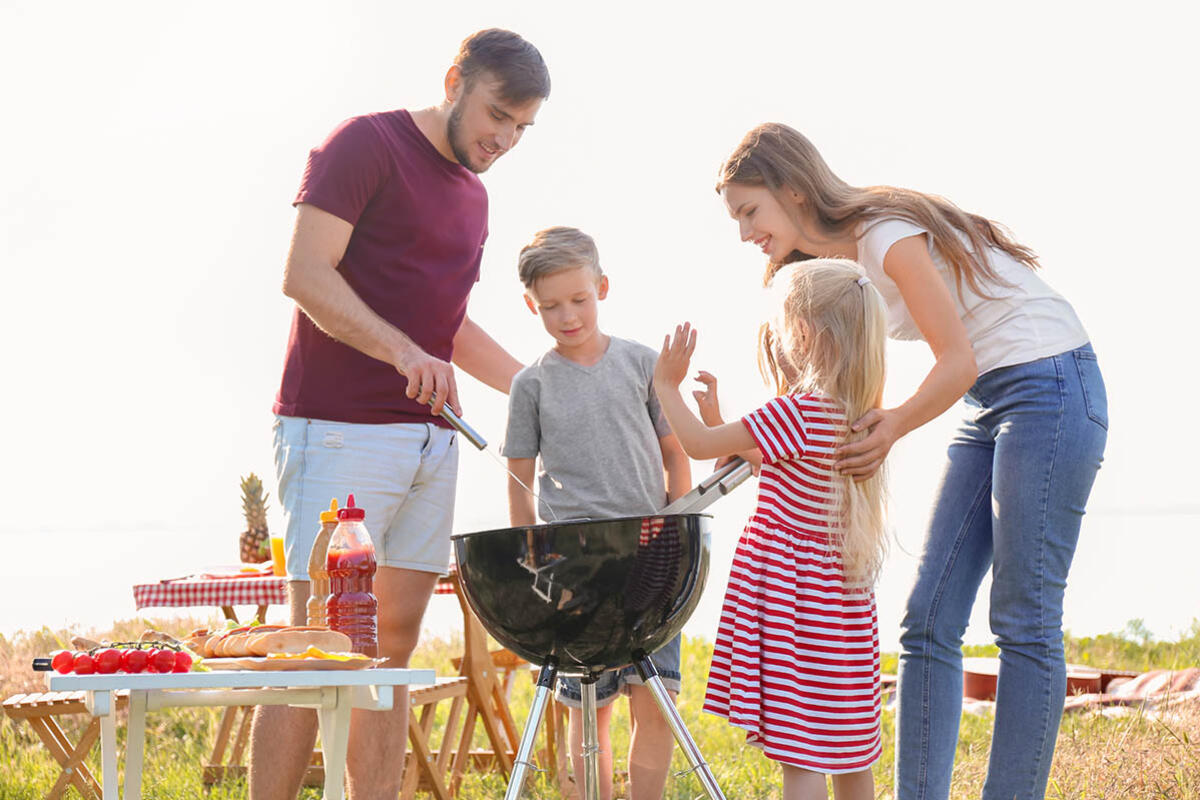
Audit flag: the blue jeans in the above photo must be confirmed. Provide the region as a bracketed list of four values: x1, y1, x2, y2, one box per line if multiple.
[895, 344, 1107, 800]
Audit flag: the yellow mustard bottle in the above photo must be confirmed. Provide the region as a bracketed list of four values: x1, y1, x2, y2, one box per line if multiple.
[306, 498, 339, 627]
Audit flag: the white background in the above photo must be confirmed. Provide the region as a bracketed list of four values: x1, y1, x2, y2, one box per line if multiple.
[2, 0, 1197, 649]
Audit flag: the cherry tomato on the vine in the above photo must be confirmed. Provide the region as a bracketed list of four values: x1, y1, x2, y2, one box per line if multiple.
[50, 650, 75, 674]
[121, 648, 150, 674]
[94, 648, 122, 674]
[172, 651, 193, 673]
[148, 648, 177, 674]
[72, 652, 96, 675]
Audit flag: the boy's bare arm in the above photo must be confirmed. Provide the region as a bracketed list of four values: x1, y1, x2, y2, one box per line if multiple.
[453, 315, 524, 394]
[507, 457, 538, 527]
[659, 434, 692, 504]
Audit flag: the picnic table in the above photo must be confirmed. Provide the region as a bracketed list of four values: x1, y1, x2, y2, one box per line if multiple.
[46, 667, 434, 800]
[128, 570, 556, 798]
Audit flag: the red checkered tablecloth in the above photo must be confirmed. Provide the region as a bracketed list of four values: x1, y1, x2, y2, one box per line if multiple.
[134, 567, 458, 610]
[133, 576, 288, 610]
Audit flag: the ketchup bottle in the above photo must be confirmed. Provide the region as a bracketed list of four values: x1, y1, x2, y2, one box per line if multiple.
[325, 494, 378, 656]
[306, 498, 339, 627]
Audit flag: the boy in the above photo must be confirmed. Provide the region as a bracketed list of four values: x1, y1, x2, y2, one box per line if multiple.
[502, 226, 691, 800]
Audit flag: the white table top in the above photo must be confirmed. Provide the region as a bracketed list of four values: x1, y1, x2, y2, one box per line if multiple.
[47, 667, 436, 692]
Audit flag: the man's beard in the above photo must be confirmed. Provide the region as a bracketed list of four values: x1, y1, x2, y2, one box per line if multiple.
[446, 101, 487, 174]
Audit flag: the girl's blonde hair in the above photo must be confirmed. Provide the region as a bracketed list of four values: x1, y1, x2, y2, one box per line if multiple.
[759, 259, 889, 584]
[719, 123, 1040, 299]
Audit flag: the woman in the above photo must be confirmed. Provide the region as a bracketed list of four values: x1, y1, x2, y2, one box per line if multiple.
[715, 122, 1107, 800]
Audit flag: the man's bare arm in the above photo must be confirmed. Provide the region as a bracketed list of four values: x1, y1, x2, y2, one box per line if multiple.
[280, 203, 460, 414]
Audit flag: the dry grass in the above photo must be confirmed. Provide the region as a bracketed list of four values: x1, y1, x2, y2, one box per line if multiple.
[2, 620, 1198, 799]
[1047, 705, 1200, 799]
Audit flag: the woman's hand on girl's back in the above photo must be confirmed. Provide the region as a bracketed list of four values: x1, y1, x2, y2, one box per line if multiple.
[692, 370, 723, 425]
[835, 407, 902, 481]
[655, 323, 697, 388]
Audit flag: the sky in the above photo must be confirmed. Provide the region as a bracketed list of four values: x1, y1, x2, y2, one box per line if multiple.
[2, 1, 1198, 650]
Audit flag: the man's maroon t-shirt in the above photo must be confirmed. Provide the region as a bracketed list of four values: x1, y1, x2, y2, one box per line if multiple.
[273, 110, 488, 425]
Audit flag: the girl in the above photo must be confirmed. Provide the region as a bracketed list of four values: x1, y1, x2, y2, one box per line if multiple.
[716, 123, 1108, 800]
[653, 259, 889, 800]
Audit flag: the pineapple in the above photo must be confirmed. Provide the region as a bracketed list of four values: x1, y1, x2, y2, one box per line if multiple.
[238, 473, 272, 563]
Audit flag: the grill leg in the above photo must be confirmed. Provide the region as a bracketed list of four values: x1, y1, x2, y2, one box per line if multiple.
[580, 677, 602, 800]
[634, 654, 727, 800]
[504, 660, 558, 800]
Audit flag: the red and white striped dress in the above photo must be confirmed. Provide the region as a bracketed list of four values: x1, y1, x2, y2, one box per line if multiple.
[703, 392, 881, 773]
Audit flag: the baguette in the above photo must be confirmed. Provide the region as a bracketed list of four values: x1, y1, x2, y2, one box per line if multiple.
[217, 626, 286, 658]
[251, 628, 353, 656]
[203, 627, 244, 659]
[245, 626, 326, 656]
[184, 628, 212, 655]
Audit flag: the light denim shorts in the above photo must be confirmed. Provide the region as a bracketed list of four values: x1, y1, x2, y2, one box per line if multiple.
[273, 416, 458, 578]
[554, 633, 682, 709]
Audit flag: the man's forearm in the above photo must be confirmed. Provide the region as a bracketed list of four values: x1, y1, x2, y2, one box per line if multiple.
[284, 257, 416, 368]
[453, 316, 523, 394]
[281, 205, 418, 370]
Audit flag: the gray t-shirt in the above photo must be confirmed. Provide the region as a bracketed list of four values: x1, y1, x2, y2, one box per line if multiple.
[501, 336, 672, 522]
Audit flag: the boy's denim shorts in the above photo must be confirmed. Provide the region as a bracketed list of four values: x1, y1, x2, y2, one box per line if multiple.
[554, 633, 682, 709]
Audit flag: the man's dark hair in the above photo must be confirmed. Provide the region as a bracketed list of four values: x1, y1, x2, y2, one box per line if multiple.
[454, 29, 550, 103]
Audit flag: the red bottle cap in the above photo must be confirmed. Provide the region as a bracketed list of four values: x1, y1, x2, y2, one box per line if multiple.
[338, 493, 366, 521]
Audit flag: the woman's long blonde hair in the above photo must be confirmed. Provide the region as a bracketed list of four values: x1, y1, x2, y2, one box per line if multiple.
[759, 259, 889, 585]
[719, 123, 1039, 298]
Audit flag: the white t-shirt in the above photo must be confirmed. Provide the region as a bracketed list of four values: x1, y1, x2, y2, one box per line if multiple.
[856, 217, 1089, 374]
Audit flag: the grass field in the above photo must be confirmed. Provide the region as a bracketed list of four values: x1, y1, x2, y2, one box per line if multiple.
[2, 618, 1198, 799]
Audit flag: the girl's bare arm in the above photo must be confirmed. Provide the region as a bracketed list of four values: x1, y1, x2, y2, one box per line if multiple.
[654, 324, 757, 461]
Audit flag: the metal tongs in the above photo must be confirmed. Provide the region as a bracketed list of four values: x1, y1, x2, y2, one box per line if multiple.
[429, 394, 489, 450]
[429, 393, 752, 515]
[659, 456, 754, 515]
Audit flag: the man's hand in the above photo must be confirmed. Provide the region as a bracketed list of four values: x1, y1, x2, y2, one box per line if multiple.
[396, 345, 460, 417]
[691, 370, 723, 426]
[655, 323, 697, 389]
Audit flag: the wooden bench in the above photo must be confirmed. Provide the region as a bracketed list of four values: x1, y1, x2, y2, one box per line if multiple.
[3, 690, 129, 800]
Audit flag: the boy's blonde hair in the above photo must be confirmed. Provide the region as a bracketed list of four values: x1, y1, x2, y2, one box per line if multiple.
[759, 258, 889, 585]
[518, 226, 603, 288]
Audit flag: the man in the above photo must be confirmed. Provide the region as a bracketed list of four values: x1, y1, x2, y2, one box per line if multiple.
[249, 29, 549, 800]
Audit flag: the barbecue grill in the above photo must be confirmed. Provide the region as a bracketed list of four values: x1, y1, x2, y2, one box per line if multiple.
[452, 458, 751, 800]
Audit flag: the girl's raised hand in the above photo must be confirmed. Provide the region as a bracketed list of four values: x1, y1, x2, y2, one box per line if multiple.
[692, 370, 723, 426]
[655, 323, 697, 388]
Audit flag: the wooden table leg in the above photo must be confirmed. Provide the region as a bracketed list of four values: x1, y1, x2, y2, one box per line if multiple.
[219, 605, 267, 624]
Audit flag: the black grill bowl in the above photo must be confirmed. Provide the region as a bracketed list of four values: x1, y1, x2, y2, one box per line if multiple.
[452, 514, 711, 678]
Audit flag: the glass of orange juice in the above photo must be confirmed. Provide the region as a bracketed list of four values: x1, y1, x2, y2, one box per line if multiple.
[270, 536, 287, 576]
